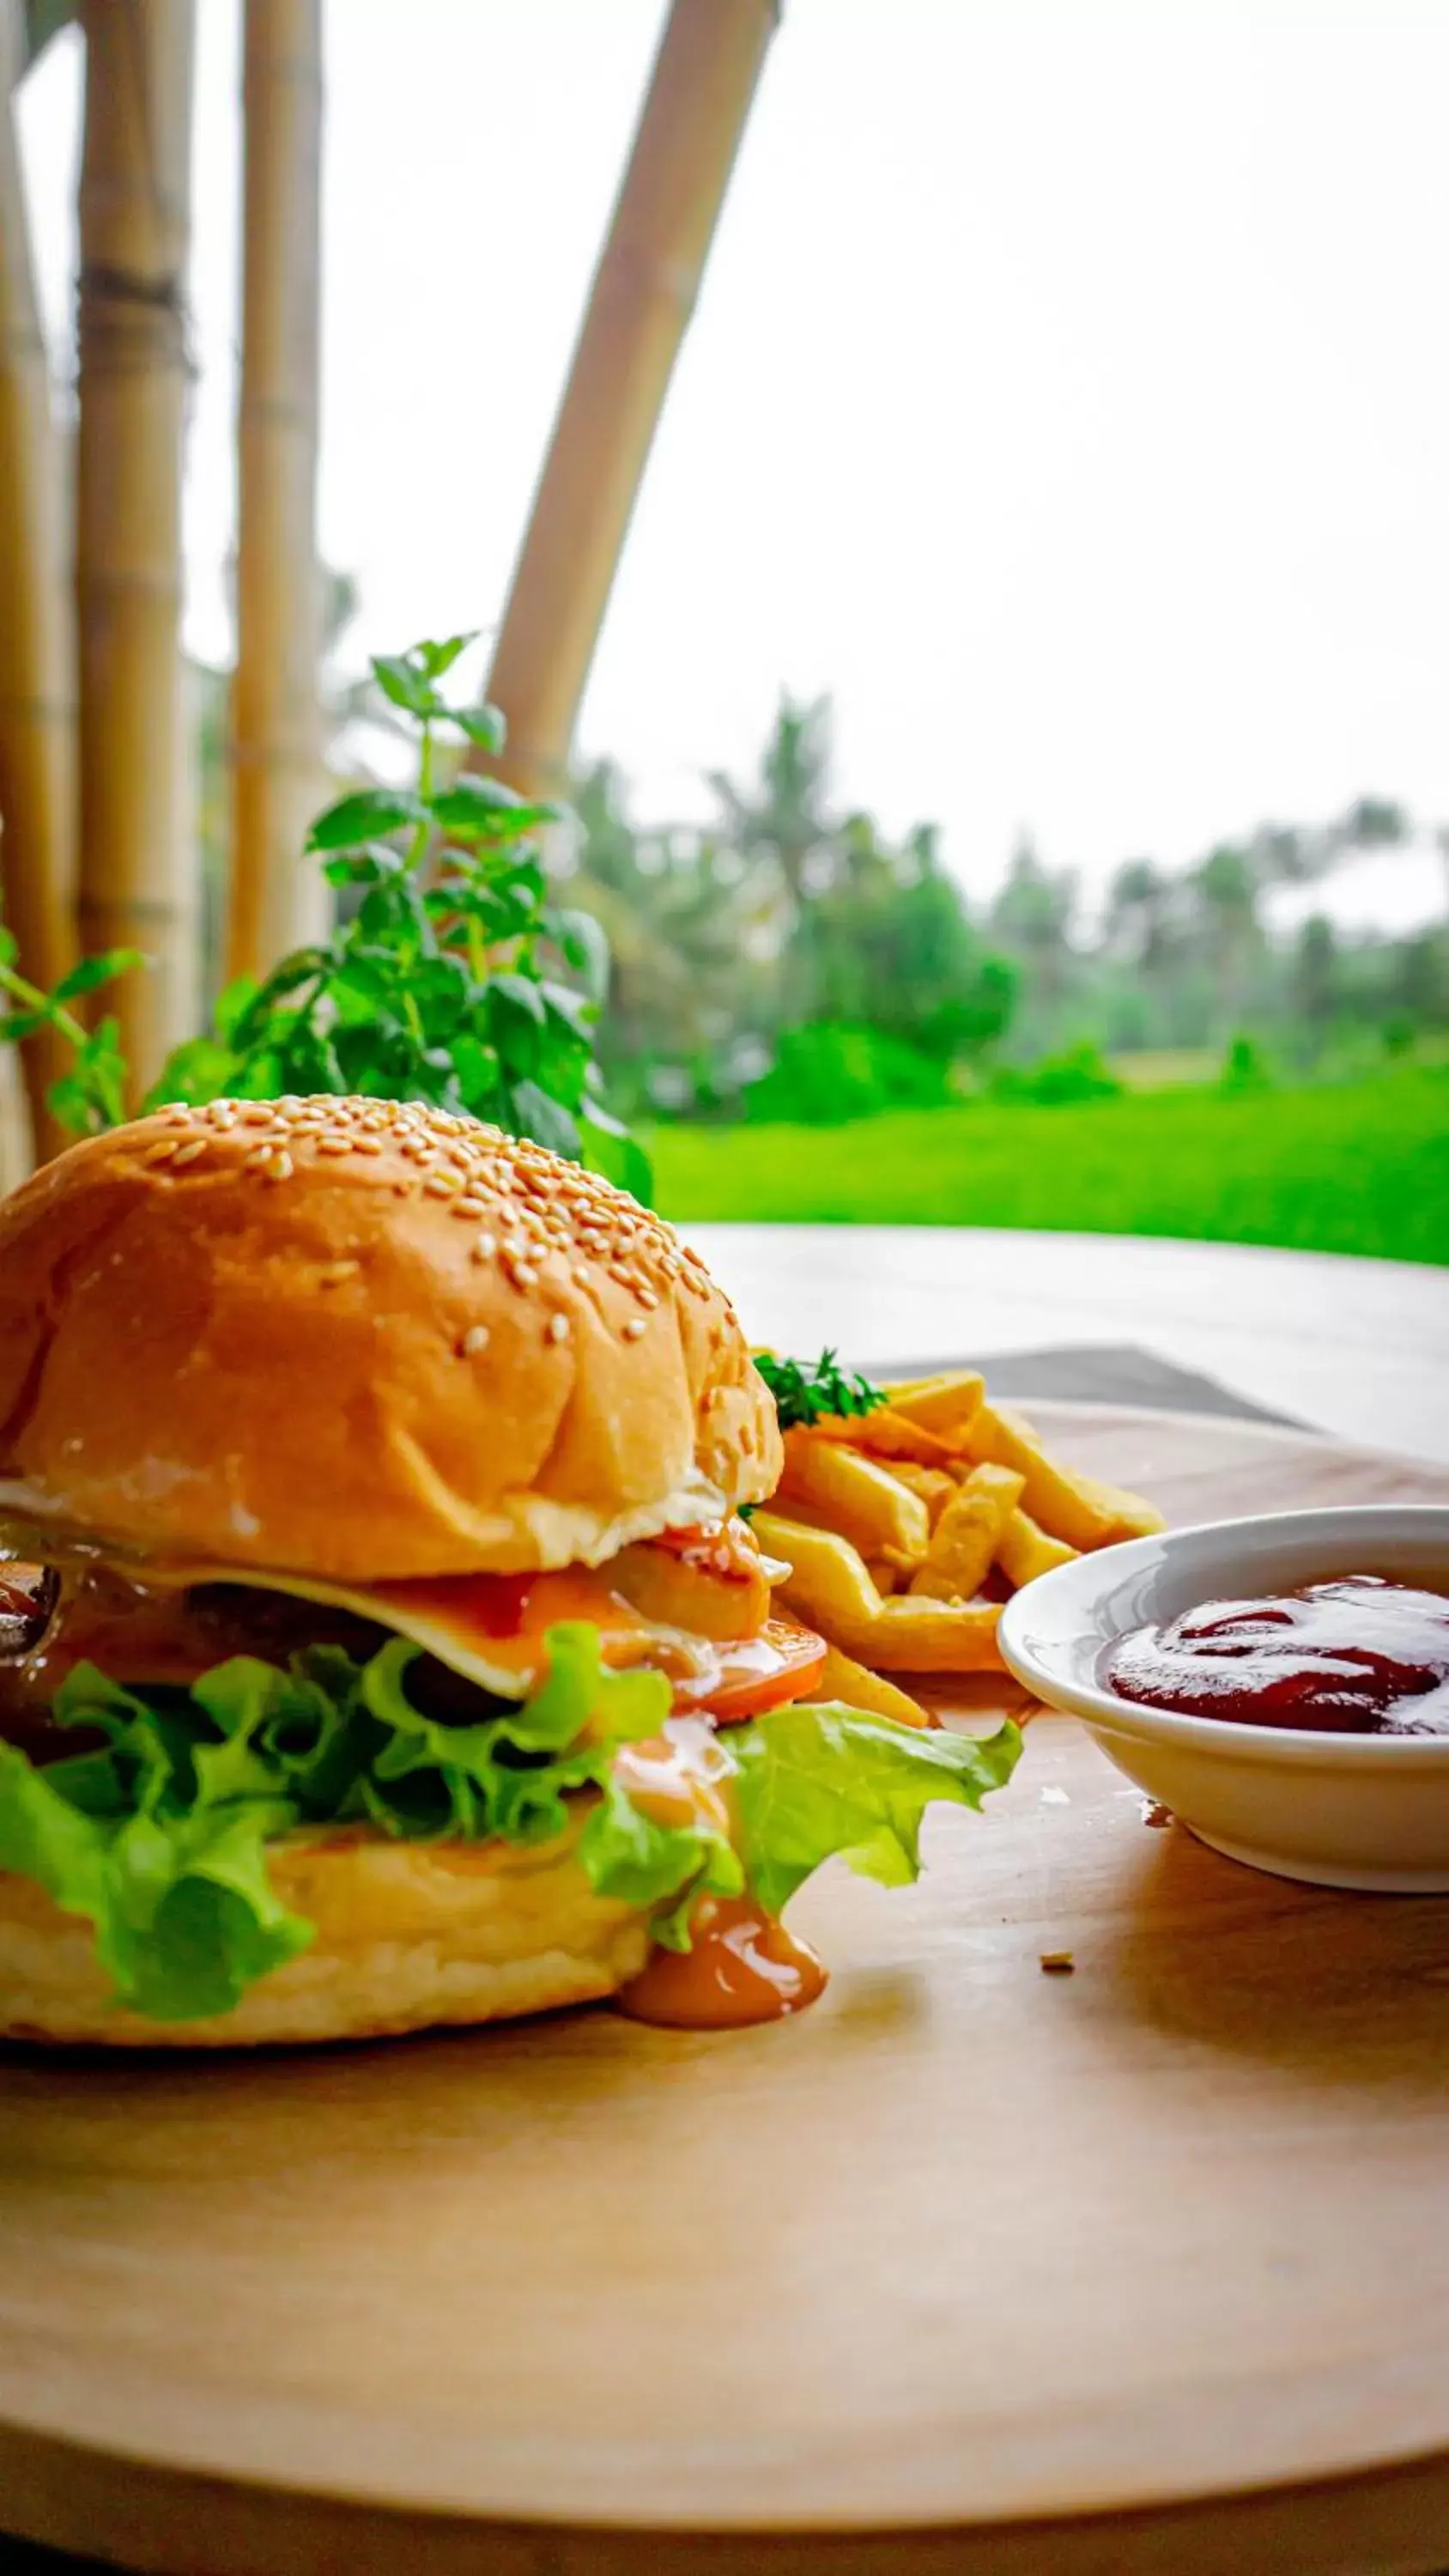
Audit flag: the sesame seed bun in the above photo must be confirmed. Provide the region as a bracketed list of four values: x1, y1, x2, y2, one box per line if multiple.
[0, 1099, 781, 1580]
[0, 1815, 655, 2048]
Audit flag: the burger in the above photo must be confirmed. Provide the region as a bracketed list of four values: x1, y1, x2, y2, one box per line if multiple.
[0, 1096, 1018, 2048]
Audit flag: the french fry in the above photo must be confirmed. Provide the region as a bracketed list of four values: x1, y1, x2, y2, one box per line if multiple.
[751, 1510, 884, 1631]
[752, 1510, 1003, 1674]
[803, 1406, 961, 1465]
[1065, 1471, 1166, 1544]
[886, 1461, 959, 1526]
[880, 1370, 986, 1437]
[852, 1595, 1003, 1674]
[809, 1641, 931, 1728]
[908, 1463, 1025, 1601]
[963, 1401, 1131, 1551]
[778, 1430, 931, 1560]
[997, 1508, 1078, 1588]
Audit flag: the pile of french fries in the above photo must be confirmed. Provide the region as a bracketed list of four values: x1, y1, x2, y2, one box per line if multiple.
[754, 1370, 1164, 1727]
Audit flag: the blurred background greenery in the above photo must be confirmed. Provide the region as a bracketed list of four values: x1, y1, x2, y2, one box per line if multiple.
[185, 642, 1448, 1264]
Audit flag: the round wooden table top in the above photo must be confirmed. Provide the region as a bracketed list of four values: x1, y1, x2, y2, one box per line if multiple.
[2, 1404, 1449, 2576]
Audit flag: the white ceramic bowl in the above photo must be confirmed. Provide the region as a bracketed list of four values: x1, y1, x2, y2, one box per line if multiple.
[997, 1506, 1449, 1893]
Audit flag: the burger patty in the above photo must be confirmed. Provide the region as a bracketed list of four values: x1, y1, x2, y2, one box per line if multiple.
[0, 1566, 498, 1763]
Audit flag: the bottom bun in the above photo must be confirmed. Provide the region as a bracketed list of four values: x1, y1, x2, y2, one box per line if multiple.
[0, 1820, 654, 2049]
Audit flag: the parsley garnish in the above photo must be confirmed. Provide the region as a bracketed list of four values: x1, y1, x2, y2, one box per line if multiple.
[755, 1347, 888, 1431]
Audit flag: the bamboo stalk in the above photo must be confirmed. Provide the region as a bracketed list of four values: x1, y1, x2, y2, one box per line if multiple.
[76, 0, 197, 1096]
[478, 0, 779, 800]
[0, 0, 77, 1164]
[227, 0, 324, 985]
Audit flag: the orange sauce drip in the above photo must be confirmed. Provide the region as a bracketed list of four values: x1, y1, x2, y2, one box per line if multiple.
[609, 1722, 828, 2029]
[618, 1895, 828, 2030]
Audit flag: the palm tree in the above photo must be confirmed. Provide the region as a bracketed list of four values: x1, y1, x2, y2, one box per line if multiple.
[707, 691, 835, 911]
[565, 759, 772, 1092]
[1191, 844, 1261, 1030]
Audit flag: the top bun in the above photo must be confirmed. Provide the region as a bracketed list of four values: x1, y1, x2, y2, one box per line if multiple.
[0, 1099, 781, 1580]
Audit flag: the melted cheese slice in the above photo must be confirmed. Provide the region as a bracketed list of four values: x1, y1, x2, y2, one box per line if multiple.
[136, 1558, 716, 1701]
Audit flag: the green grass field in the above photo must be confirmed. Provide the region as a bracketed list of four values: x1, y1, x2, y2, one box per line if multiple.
[650, 1067, 1449, 1265]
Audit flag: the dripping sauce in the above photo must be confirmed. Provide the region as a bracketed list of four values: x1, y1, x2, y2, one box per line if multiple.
[610, 1722, 828, 2029]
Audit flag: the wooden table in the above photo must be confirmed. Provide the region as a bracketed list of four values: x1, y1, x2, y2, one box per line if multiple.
[686, 1225, 1449, 1464]
[3, 1404, 1449, 2576]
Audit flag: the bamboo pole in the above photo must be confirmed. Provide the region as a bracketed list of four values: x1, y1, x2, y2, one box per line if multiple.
[477, 0, 779, 800]
[0, 0, 77, 1164]
[227, 0, 324, 984]
[76, 0, 197, 1096]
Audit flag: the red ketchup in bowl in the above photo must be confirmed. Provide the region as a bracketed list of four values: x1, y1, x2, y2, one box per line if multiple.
[1103, 1575, 1449, 1735]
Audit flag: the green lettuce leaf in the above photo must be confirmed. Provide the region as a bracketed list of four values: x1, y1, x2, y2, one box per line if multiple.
[0, 1623, 671, 2024]
[0, 1740, 307, 2023]
[579, 1769, 744, 1951]
[0, 1625, 1022, 2026]
[724, 1702, 1022, 1917]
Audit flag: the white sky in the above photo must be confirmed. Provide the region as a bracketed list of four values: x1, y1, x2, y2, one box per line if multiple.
[15, 0, 1449, 929]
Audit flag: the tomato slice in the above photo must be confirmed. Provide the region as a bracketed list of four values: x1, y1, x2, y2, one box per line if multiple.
[672, 1616, 828, 1726]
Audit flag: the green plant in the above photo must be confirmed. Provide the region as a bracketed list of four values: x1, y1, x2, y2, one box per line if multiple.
[753, 1347, 886, 1431]
[743, 1021, 953, 1124]
[0, 929, 140, 1133]
[990, 1042, 1123, 1106]
[1219, 1033, 1276, 1094]
[0, 636, 648, 1200]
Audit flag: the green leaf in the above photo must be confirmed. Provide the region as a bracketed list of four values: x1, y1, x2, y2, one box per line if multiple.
[579, 1770, 743, 1950]
[447, 703, 506, 754]
[580, 1098, 653, 1206]
[755, 1349, 888, 1431]
[546, 907, 610, 1005]
[0, 1625, 678, 2026]
[0, 1737, 310, 2024]
[414, 633, 479, 680]
[306, 788, 429, 851]
[52, 949, 147, 1004]
[372, 653, 442, 718]
[430, 777, 561, 839]
[145, 1035, 239, 1111]
[322, 843, 408, 889]
[511, 1078, 581, 1159]
[489, 970, 547, 1028]
[727, 1704, 1022, 1917]
[213, 974, 261, 1045]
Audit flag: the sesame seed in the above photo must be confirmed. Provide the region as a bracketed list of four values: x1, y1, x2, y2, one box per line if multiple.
[471, 1232, 498, 1261]
[423, 1172, 459, 1199]
[572, 1264, 591, 1286]
[142, 1139, 179, 1165]
[170, 1138, 208, 1167]
[318, 1259, 360, 1286]
[315, 1135, 352, 1157]
[634, 1286, 659, 1310]
[243, 1145, 273, 1172]
[622, 1316, 647, 1341]
[458, 1324, 490, 1358]
[353, 1137, 384, 1157]
[506, 1260, 538, 1292]
[547, 1313, 570, 1344]
[264, 1151, 294, 1182]
[239, 1106, 276, 1127]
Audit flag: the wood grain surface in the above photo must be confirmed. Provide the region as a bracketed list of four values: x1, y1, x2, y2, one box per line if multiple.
[2, 1403, 1447, 2576]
